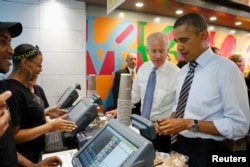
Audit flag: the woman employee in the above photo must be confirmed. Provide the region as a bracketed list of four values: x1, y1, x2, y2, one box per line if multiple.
[1, 43, 77, 163]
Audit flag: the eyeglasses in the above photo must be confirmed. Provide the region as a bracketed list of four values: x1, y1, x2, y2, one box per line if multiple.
[29, 60, 42, 68]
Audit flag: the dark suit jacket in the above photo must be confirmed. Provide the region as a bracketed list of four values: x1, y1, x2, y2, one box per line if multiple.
[112, 67, 141, 115]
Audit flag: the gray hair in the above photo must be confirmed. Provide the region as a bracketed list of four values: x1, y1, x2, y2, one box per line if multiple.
[146, 32, 169, 48]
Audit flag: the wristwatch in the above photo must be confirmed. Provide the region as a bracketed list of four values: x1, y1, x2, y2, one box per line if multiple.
[191, 119, 199, 132]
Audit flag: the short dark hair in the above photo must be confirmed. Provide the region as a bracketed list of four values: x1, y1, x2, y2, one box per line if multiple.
[174, 13, 207, 34]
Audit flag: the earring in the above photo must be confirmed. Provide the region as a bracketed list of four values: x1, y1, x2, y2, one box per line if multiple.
[18, 66, 33, 81]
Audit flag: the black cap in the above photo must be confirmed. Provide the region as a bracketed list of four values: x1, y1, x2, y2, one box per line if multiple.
[0, 21, 22, 38]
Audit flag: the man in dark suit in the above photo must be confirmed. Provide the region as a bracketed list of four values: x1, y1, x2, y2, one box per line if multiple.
[112, 52, 141, 115]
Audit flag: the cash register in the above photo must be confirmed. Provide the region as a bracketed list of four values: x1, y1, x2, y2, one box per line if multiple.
[72, 118, 155, 167]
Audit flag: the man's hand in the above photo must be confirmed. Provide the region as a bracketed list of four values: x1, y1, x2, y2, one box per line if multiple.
[0, 91, 12, 137]
[156, 118, 191, 135]
[40, 156, 62, 167]
[105, 109, 117, 118]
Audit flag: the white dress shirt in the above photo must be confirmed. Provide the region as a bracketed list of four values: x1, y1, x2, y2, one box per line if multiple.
[173, 48, 250, 141]
[132, 60, 180, 121]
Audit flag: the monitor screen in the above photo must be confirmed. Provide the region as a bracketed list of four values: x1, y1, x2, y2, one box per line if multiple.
[57, 86, 78, 109]
[57, 86, 73, 106]
[64, 98, 98, 137]
[72, 119, 155, 167]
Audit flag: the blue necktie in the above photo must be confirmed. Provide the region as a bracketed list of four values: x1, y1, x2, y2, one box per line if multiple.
[171, 61, 198, 144]
[141, 67, 157, 119]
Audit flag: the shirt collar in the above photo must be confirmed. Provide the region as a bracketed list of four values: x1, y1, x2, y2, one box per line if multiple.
[127, 66, 136, 73]
[157, 59, 170, 73]
[195, 47, 214, 68]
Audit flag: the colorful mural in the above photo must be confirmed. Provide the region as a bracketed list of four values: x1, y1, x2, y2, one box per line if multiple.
[86, 16, 250, 112]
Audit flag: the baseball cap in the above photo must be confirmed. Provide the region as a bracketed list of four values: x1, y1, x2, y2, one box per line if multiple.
[0, 21, 22, 38]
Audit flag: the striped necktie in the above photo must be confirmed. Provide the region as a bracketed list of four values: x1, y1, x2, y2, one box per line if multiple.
[171, 61, 198, 144]
[141, 67, 157, 119]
